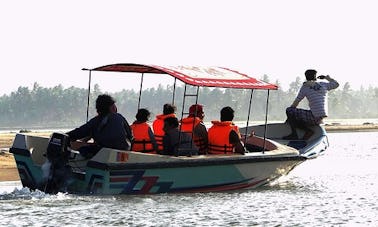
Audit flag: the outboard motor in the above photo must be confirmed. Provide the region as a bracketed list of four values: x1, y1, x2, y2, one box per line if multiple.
[41, 132, 72, 194]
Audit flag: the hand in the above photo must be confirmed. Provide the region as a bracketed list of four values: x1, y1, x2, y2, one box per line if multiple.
[317, 75, 331, 80]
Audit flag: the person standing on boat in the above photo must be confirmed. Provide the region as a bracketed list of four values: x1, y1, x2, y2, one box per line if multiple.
[67, 94, 133, 158]
[161, 117, 198, 156]
[283, 69, 339, 140]
[130, 108, 158, 153]
[152, 103, 176, 152]
[208, 106, 245, 155]
[180, 104, 208, 154]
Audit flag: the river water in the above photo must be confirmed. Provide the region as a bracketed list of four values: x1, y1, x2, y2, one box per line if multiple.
[1, 131, 378, 226]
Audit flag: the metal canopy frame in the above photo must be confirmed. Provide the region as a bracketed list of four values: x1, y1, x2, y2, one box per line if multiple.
[83, 64, 274, 154]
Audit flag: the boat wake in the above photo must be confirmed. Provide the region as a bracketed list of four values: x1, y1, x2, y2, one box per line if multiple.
[0, 187, 69, 200]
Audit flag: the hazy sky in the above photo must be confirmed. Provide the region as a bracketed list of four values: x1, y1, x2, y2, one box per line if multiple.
[1, 0, 377, 95]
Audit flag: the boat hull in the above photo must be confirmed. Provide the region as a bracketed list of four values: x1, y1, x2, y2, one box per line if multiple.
[10, 132, 306, 195]
[84, 157, 303, 194]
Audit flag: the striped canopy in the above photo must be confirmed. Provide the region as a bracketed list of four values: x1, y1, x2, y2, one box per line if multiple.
[89, 63, 277, 90]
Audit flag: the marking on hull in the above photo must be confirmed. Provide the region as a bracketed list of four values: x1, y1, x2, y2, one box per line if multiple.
[108, 169, 268, 194]
[87, 174, 104, 193]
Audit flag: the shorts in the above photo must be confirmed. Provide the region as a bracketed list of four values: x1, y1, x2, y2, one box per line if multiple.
[286, 107, 323, 126]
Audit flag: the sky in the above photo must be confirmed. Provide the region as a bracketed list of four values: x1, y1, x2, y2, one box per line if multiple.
[1, 0, 378, 95]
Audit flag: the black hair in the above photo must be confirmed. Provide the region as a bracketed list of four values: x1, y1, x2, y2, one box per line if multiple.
[135, 108, 150, 122]
[164, 117, 179, 128]
[96, 94, 115, 116]
[163, 103, 177, 115]
[305, 69, 317, 81]
[220, 106, 234, 121]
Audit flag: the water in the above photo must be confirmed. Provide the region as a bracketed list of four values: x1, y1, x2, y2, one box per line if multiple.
[1, 132, 378, 226]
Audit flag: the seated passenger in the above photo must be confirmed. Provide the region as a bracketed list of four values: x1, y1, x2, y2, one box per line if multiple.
[180, 104, 208, 154]
[67, 94, 133, 158]
[130, 108, 158, 153]
[152, 103, 176, 152]
[208, 106, 245, 155]
[161, 117, 198, 156]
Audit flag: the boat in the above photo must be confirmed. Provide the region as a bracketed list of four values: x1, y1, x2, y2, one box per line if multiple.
[10, 64, 329, 194]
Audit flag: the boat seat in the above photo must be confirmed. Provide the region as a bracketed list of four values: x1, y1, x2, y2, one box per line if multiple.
[245, 143, 268, 152]
[244, 135, 277, 151]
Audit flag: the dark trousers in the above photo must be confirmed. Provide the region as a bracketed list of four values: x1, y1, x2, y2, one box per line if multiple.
[79, 145, 102, 159]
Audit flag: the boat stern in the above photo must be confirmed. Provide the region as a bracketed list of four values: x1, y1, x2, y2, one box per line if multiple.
[9, 133, 49, 190]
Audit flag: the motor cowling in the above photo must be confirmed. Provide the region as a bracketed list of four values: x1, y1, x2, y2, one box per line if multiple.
[46, 132, 70, 165]
[42, 132, 72, 194]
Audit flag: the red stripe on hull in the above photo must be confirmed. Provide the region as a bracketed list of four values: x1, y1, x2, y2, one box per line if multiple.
[178, 178, 268, 193]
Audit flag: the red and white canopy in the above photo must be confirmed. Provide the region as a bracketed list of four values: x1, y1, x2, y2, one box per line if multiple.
[89, 63, 277, 90]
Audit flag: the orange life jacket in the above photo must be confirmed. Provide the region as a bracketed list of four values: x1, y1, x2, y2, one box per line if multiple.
[208, 121, 234, 154]
[232, 124, 241, 138]
[130, 122, 156, 153]
[152, 113, 176, 151]
[180, 117, 207, 153]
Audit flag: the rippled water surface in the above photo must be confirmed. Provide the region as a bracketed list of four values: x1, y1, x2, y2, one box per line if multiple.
[1, 132, 378, 226]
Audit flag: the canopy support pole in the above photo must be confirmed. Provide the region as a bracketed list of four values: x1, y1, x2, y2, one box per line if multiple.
[262, 90, 270, 153]
[192, 85, 200, 141]
[172, 77, 177, 104]
[86, 70, 92, 122]
[244, 89, 254, 147]
[194, 86, 200, 105]
[176, 84, 189, 156]
[137, 73, 144, 110]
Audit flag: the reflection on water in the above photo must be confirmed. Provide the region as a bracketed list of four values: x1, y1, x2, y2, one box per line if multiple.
[1, 132, 378, 226]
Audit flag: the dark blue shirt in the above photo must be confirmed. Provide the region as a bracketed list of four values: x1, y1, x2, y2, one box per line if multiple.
[67, 113, 133, 150]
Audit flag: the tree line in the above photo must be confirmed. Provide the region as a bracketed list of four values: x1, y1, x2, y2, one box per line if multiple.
[1, 77, 378, 129]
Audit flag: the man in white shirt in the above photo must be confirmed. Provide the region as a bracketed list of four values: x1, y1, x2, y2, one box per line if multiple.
[283, 69, 339, 140]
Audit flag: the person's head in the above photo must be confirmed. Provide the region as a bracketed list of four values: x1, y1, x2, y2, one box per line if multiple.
[96, 94, 116, 116]
[163, 103, 176, 115]
[305, 69, 317, 81]
[220, 106, 234, 121]
[189, 104, 204, 119]
[135, 108, 150, 122]
[163, 117, 179, 133]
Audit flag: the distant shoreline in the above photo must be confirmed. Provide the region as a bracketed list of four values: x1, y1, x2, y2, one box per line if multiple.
[324, 123, 378, 132]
